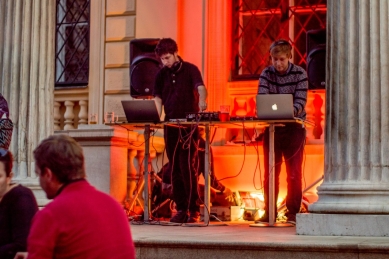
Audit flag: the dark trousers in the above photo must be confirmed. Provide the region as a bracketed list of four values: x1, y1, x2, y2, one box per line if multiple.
[164, 125, 199, 212]
[160, 138, 225, 193]
[263, 123, 306, 215]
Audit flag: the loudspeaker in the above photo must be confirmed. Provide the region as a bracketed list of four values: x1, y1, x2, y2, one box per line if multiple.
[129, 38, 161, 99]
[306, 29, 326, 89]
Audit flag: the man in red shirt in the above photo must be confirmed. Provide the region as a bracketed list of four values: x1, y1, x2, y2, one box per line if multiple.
[15, 134, 135, 259]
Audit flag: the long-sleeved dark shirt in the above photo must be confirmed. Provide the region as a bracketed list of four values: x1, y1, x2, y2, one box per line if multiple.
[0, 185, 38, 259]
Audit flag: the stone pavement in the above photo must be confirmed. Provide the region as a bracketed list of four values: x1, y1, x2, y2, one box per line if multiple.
[130, 220, 389, 259]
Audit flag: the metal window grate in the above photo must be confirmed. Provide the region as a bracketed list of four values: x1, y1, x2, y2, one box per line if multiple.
[55, 0, 90, 88]
[232, 0, 326, 80]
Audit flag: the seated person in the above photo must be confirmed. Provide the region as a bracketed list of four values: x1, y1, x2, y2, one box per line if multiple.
[0, 149, 38, 259]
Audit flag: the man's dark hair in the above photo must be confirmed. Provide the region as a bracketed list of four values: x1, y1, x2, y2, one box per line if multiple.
[155, 38, 178, 57]
[33, 134, 85, 183]
[0, 149, 13, 177]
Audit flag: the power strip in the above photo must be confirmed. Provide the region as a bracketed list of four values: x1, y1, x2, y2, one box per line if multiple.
[168, 119, 187, 122]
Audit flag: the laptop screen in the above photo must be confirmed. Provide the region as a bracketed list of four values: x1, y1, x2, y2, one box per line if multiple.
[121, 100, 161, 123]
[256, 94, 295, 120]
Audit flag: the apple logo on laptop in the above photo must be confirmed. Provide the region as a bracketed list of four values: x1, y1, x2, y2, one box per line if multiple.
[272, 104, 278, 110]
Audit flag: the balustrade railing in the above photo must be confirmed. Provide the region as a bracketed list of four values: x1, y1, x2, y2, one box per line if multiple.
[54, 88, 89, 130]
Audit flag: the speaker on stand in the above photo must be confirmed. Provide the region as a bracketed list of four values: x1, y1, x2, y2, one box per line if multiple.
[129, 38, 162, 99]
[306, 29, 326, 90]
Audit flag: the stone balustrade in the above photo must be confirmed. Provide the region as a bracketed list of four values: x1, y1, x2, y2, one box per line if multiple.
[54, 88, 89, 130]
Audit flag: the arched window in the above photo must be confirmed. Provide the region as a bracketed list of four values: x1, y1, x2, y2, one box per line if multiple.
[232, 0, 326, 80]
[55, 0, 90, 88]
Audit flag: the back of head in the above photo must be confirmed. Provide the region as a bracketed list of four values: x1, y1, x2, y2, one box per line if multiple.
[0, 148, 13, 177]
[269, 39, 292, 58]
[155, 38, 178, 57]
[33, 134, 85, 183]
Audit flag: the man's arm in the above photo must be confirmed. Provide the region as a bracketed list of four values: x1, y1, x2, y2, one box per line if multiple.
[154, 96, 162, 117]
[197, 85, 207, 111]
[293, 69, 308, 116]
[258, 69, 270, 94]
[26, 210, 57, 259]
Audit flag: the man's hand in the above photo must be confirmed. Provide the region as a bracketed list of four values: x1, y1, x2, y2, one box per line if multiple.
[154, 97, 163, 116]
[14, 252, 28, 259]
[197, 85, 207, 111]
[199, 101, 207, 112]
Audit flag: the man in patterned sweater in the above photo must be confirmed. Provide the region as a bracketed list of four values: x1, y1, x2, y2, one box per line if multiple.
[256, 39, 308, 225]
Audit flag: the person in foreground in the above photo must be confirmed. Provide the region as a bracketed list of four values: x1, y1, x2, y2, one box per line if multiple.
[153, 38, 207, 223]
[0, 149, 38, 259]
[15, 134, 135, 259]
[256, 39, 308, 225]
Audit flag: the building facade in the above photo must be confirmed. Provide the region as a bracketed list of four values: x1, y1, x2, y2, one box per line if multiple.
[0, 0, 387, 236]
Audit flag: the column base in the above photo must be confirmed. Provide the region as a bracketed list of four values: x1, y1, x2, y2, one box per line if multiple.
[297, 213, 389, 237]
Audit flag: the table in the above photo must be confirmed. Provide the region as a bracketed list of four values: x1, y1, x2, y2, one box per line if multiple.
[195, 120, 306, 226]
[113, 119, 307, 225]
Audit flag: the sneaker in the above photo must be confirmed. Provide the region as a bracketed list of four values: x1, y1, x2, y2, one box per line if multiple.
[254, 213, 269, 223]
[187, 211, 200, 223]
[286, 214, 296, 225]
[170, 210, 188, 223]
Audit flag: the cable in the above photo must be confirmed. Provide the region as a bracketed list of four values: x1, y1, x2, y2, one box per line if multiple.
[217, 121, 248, 182]
[163, 120, 203, 223]
[260, 123, 307, 214]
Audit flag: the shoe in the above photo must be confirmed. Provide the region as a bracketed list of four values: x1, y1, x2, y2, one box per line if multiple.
[170, 210, 188, 223]
[286, 214, 296, 225]
[187, 211, 200, 223]
[254, 213, 269, 223]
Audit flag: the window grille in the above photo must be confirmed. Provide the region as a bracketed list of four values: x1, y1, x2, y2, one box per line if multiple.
[55, 0, 90, 88]
[232, 0, 327, 80]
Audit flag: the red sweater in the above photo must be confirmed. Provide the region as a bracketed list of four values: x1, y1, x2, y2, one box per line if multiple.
[27, 180, 135, 259]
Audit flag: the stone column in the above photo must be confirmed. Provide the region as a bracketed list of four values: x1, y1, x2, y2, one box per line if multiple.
[297, 0, 389, 236]
[0, 0, 55, 201]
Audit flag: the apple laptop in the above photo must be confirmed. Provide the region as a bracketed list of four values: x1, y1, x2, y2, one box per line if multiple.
[121, 100, 161, 123]
[256, 94, 295, 120]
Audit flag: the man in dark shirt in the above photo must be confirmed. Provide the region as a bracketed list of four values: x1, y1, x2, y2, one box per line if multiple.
[153, 38, 207, 223]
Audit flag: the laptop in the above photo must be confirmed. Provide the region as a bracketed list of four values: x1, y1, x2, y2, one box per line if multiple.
[121, 100, 161, 123]
[256, 94, 295, 120]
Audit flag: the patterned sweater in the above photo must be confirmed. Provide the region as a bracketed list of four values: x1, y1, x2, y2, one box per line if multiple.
[258, 63, 308, 120]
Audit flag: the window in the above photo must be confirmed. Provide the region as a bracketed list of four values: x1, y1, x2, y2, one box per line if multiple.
[55, 0, 90, 88]
[232, 0, 326, 80]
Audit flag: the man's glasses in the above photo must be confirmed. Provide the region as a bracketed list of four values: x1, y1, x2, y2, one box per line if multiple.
[0, 148, 9, 157]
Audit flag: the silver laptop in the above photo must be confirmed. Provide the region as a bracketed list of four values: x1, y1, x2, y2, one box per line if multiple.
[256, 94, 295, 120]
[121, 100, 161, 123]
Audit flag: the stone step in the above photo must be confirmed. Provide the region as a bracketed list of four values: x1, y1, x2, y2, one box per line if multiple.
[130, 221, 389, 259]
